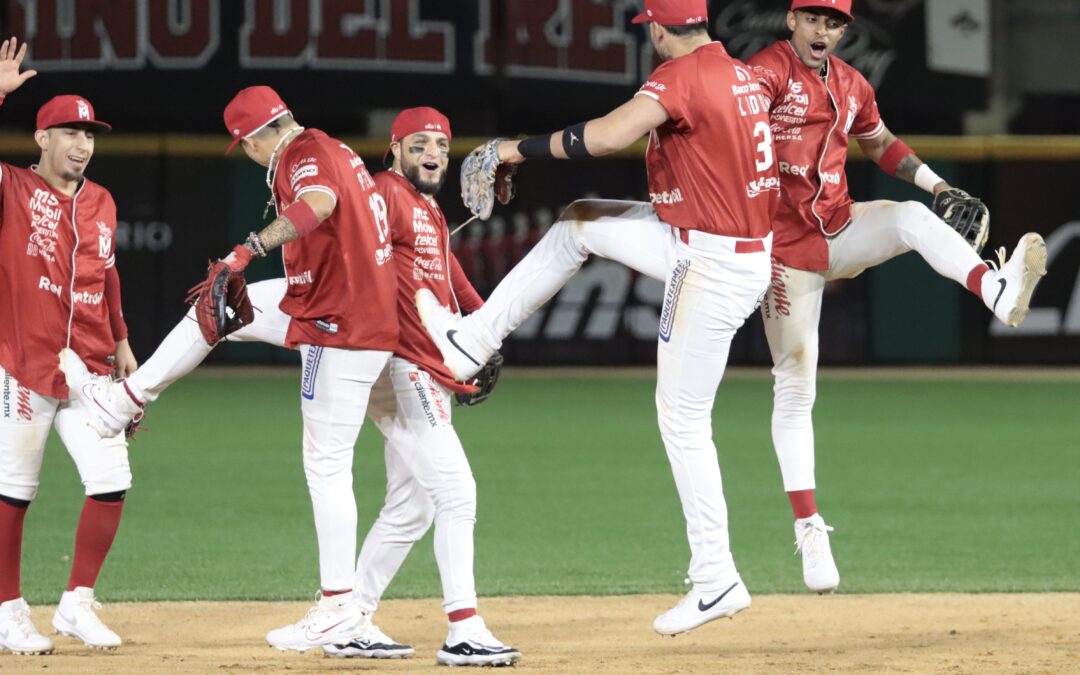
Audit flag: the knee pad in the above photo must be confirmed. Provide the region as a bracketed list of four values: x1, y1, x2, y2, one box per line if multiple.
[89, 490, 126, 503]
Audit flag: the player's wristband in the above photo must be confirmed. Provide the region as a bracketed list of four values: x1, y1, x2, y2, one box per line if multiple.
[561, 122, 592, 159]
[914, 163, 945, 194]
[878, 138, 914, 177]
[517, 135, 553, 159]
[224, 244, 255, 272]
[283, 198, 321, 238]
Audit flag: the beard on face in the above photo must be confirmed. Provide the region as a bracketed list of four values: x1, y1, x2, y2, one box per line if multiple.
[403, 158, 446, 196]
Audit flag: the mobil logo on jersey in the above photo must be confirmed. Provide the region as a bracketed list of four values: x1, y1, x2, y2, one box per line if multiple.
[27, 189, 62, 262]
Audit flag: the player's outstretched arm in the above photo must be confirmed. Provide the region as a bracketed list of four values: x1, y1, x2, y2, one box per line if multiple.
[858, 125, 953, 195]
[0, 37, 37, 99]
[495, 95, 669, 164]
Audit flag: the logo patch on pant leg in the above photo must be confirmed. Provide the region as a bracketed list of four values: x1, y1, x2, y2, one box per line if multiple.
[301, 346, 323, 400]
[659, 259, 690, 343]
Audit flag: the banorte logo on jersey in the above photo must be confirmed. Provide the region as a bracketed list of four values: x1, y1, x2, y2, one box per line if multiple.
[27, 189, 62, 262]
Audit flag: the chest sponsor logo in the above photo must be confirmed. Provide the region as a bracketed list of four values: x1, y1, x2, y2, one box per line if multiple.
[746, 175, 781, 198]
[412, 207, 441, 256]
[38, 275, 103, 305]
[27, 189, 62, 262]
[821, 171, 842, 185]
[289, 164, 319, 190]
[779, 161, 810, 177]
[649, 188, 684, 205]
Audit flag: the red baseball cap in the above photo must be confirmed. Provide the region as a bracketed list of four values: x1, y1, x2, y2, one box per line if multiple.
[631, 0, 708, 25]
[223, 86, 291, 155]
[790, 0, 854, 22]
[36, 95, 111, 133]
[383, 106, 452, 166]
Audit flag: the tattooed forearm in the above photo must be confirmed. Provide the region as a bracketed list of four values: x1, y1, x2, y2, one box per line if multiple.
[253, 215, 298, 253]
[895, 154, 921, 184]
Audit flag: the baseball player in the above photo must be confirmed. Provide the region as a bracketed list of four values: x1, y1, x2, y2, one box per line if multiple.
[64, 106, 519, 664]
[0, 38, 134, 654]
[745, 0, 1047, 594]
[418, 0, 779, 636]
[68, 85, 401, 652]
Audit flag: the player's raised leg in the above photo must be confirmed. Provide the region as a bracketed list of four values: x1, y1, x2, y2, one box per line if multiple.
[417, 200, 676, 381]
[62, 279, 292, 439]
[829, 201, 1047, 327]
[761, 262, 840, 593]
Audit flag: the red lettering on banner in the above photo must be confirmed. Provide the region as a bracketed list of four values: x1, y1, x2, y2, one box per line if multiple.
[475, 0, 636, 84]
[148, 0, 219, 66]
[71, 0, 139, 62]
[240, 0, 312, 63]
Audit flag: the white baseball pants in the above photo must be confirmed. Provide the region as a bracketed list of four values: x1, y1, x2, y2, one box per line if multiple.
[763, 200, 987, 491]
[0, 367, 131, 501]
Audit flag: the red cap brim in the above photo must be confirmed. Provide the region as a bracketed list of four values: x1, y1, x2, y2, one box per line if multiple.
[225, 136, 241, 156]
[631, 11, 650, 23]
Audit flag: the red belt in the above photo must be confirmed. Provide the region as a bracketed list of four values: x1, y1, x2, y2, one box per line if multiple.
[677, 228, 766, 253]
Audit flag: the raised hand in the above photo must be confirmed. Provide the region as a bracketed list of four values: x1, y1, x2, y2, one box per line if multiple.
[0, 37, 37, 98]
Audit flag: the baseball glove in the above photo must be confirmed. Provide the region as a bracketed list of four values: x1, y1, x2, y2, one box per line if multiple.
[455, 353, 504, 407]
[184, 262, 254, 345]
[932, 188, 990, 254]
[461, 139, 518, 220]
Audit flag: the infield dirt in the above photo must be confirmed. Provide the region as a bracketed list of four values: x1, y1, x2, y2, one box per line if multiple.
[7, 593, 1079, 673]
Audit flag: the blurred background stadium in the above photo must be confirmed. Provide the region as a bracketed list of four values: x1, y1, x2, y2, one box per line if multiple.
[0, 0, 1076, 369]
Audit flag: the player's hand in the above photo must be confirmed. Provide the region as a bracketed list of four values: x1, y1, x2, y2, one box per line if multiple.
[495, 139, 526, 165]
[0, 37, 37, 98]
[113, 339, 138, 379]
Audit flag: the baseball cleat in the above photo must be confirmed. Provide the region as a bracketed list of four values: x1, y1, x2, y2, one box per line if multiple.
[982, 233, 1048, 328]
[59, 348, 144, 439]
[266, 592, 365, 653]
[52, 587, 122, 650]
[436, 615, 521, 667]
[415, 289, 490, 381]
[322, 619, 414, 659]
[0, 597, 54, 655]
[652, 580, 751, 636]
[795, 514, 840, 594]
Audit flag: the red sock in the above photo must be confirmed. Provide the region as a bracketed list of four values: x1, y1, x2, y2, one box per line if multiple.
[0, 500, 28, 602]
[448, 607, 477, 623]
[967, 264, 989, 300]
[787, 489, 818, 520]
[321, 588, 351, 597]
[67, 497, 124, 591]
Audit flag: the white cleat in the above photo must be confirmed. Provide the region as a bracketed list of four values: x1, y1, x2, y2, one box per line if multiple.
[982, 233, 1048, 328]
[58, 348, 143, 438]
[52, 587, 122, 650]
[322, 616, 414, 659]
[652, 580, 751, 636]
[266, 593, 365, 653]
[795, 514, 840, 594]
[0, 597, 54, 655]
[436, 615, 521, 667]
[415, 289, 491, 381]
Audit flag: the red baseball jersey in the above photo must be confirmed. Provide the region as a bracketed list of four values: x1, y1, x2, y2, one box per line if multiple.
[635, 42, 778, 239]
[272, 130, 398, 351]
[375, 170, 480, 395]
[0, 163, 118, 399]
[749, 41, 885, 270]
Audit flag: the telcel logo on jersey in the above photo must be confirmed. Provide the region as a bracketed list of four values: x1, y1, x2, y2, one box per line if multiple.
[650, 188, 684, 205]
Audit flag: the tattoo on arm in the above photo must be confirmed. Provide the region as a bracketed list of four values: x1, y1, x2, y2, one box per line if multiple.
[895, 154, 921, 184]
[254, 215, 298, 252]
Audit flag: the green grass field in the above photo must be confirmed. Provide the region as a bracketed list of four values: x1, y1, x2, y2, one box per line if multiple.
[20, 368, 1080, 605]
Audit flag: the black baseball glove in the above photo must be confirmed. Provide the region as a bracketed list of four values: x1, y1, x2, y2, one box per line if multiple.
[184, 262, 254, 345]
[932, 188, 990, 254]
[455, 353, 504, 407]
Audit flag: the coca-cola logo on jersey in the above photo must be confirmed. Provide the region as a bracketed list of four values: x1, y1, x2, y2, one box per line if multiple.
[27, 189, 62, 262]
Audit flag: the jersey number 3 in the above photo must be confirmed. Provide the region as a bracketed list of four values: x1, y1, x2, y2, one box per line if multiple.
[753, 121, 774, 173]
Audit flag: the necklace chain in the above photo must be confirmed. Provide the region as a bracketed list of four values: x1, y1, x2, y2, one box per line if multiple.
[263, 126, 305, 218]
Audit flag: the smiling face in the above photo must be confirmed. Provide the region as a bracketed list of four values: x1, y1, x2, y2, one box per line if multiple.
[393, 131, 450, 196]
[787, 9, 849, 71]
[36, 126, 95, 184]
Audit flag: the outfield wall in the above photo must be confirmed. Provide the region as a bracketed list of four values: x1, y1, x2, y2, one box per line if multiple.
[3, 134, 1075, 366]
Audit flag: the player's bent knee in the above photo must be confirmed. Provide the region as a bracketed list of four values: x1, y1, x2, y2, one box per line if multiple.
[83, 468, 132, 497]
